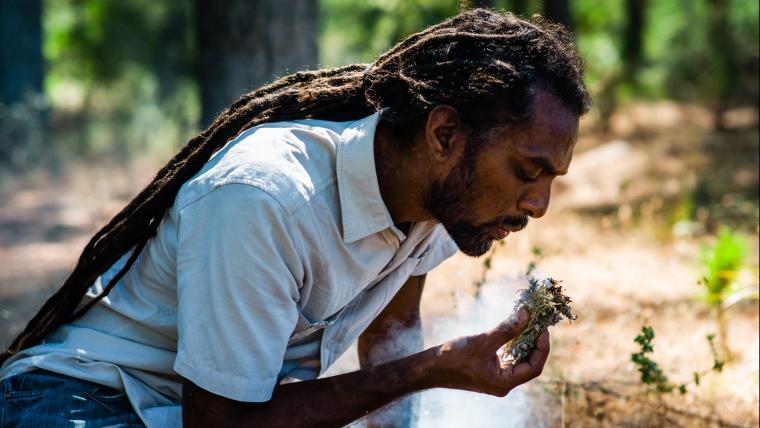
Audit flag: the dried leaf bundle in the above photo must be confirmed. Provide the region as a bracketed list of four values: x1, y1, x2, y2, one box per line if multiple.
[501, 276, 576, 363]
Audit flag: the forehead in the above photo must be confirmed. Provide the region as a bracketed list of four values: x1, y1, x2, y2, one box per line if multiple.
[499, 90, 579, 166]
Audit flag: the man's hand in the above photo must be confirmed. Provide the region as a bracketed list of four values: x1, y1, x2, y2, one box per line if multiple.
[427, 309, 550, 397]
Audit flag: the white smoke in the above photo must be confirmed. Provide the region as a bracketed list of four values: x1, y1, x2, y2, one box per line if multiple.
[327, 275, 538, 428]
[417, 275, 534, 428]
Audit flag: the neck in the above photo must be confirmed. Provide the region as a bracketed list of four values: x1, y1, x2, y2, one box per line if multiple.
[373, 121, 435, 226]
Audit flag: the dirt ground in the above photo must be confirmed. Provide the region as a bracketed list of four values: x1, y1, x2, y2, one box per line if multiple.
[0, 102, 758, 427]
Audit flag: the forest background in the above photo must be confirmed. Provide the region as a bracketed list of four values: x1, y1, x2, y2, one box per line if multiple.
[0, 0, 758, 426]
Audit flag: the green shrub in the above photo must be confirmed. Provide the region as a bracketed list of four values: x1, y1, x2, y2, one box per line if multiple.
[698, 227, 749, 307]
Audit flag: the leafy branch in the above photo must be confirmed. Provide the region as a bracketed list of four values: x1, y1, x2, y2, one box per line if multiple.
[631, 325, 724, 395]
[631, 325, 673, 392]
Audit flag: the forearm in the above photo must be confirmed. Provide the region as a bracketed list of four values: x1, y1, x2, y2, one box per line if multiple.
[184, 347, 439, 428]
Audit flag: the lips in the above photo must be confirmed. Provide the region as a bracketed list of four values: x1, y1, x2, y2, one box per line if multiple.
[493, 226, 511, 240]
[491, 222, 528, 240]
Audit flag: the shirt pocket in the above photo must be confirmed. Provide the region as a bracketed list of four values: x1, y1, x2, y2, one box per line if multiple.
[287, 306, 346, 346]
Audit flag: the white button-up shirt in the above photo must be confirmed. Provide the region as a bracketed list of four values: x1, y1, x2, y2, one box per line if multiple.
[0, 113, 458, 427]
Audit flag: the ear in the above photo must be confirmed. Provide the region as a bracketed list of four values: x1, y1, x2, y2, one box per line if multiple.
[424, 105, 469, 165]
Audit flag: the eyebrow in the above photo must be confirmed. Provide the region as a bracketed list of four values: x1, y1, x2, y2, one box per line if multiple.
[529, 155, 568, 176]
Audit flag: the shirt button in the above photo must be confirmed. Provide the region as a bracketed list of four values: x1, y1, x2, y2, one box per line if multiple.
[327, 339, 337, 348]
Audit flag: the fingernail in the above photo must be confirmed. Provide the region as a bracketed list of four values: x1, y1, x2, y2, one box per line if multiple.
[518, 309, 529, 323]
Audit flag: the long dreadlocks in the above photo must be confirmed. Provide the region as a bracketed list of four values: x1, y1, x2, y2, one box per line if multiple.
[1, 9, 590, 364]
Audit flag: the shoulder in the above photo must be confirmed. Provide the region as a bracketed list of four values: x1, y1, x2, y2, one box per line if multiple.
[176, 119, 351, 215]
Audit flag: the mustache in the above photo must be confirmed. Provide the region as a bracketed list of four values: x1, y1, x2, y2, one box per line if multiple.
[493, 214, 529, 231]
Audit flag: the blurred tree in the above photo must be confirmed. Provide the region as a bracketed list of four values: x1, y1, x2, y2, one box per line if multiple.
[543, 0, 573, 31]
[511, 0, 530, 15]
[595, 0, 647, 131]
[43, 0, 197, 158]
[27, 0, 759, 165]
[622, 0, 645, 79]
[45, 0, 194, 101]
[0, 0, 43, 104]
[0, 0, 47, 170]
[195, 0, 318, 127]
[707, 0, 739, 130]
[461, 0, 495, 9]
[319, 0, 459, 66]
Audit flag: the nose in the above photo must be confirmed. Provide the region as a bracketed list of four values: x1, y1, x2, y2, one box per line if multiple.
[517, 179, 552, 218]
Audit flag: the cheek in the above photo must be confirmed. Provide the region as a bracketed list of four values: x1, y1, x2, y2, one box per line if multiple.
[473, 175, 520, 217]
[468, 149, 521, 217]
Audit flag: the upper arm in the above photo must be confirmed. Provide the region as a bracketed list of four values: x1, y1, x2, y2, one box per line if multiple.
[174, 184, 302, 403]
[182, 377, 243, 427]
[371, 274, 427, 328]
[357, 274, 426, 366]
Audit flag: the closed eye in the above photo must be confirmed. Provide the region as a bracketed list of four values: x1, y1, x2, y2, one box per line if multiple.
[517, 168, 541, 183]
[530, 156, 567, 177]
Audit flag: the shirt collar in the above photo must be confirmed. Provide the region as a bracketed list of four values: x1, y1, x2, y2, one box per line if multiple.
[336, 112, 397, 243]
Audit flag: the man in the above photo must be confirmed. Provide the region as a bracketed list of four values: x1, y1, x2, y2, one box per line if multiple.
[0, 9, 589, 427]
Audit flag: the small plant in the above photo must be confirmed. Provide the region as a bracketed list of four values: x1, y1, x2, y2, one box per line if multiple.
[631, 325, 673, 393]
[697, 227, 755, 360]
[699, 227, 749, 305]
[631, 325, 725, 395]
[705, 333, 725, 373]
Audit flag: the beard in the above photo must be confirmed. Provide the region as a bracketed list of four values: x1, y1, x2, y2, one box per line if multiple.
[423, 153, 528, 257]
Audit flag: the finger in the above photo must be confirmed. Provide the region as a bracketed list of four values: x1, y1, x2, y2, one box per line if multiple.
[502, 329, 550, 387]
[487, 308, 529, 348]
[527, 329, 550, 371]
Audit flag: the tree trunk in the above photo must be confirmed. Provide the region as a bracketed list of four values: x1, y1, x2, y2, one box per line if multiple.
[512, 0, 530, 15]
[194, 0, 318, 128]
[596, 0, 647, 132]
[0, 0, 42, 104]
[707, 0, 738, 131]
[622, 0, 646, 80]
[0, 0, 47, 170]
[542, 0, 574, 31]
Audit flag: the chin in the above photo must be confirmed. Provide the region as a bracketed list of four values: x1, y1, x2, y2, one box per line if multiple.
[453, 236, 494, 258]
[441, 221, 498, 258]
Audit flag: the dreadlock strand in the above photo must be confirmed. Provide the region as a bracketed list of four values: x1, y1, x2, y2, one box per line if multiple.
[70, 220, 160, 322]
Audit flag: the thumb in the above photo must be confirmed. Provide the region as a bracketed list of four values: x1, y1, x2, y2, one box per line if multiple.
[486, 308, 530, 348]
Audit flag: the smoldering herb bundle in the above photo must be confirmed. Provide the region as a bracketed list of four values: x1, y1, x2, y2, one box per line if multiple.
[500, 276, 577, 363]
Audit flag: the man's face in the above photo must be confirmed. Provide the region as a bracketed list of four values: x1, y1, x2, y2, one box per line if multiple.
[424, 90, 579, 257]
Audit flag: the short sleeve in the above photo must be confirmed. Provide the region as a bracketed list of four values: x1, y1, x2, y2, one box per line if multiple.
[411, 226, 458, 276]
[173, 184, 302, 402]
